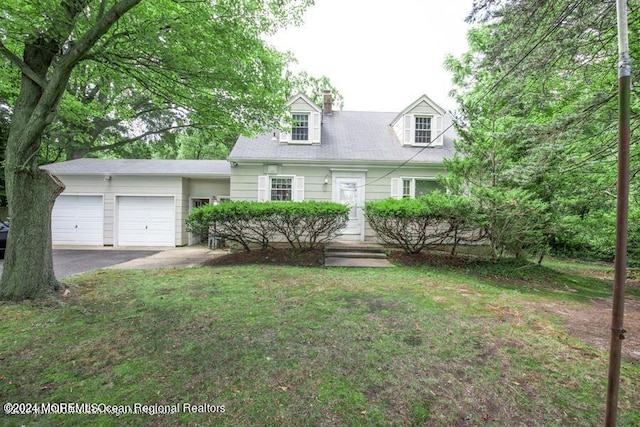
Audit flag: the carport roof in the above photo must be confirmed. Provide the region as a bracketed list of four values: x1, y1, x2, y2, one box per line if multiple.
[41, 158, 231, 177]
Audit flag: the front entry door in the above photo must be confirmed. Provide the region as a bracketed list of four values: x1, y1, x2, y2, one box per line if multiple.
[333, 173, 365, 240]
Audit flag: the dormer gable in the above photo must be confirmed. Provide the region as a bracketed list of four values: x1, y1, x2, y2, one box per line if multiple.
[391, 94, 446, 147]
[279, 93, 322, 145]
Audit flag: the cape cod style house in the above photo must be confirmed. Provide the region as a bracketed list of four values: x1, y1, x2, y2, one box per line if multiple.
[227, 92, 456, 241]
[42, 92, 456, 246]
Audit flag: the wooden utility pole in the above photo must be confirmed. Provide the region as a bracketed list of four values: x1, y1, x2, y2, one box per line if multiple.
[605, 0, 631, 425]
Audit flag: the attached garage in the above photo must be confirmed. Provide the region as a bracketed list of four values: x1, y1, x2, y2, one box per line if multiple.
[52, 195, 104, 245]
[116, 196, 175, 247]
[42, 159, 231, 247]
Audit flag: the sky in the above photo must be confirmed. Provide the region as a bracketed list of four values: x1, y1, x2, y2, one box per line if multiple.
[269, 0, 475, 112]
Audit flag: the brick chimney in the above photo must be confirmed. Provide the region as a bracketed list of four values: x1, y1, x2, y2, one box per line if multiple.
[323, 90, 333, 115]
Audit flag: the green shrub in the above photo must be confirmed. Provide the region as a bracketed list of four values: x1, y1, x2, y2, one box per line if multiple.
[472, 187, 550, 261]
[186, 201, 349, 251]
[269, 201, 350, 249]
[365, 192, 481, 254]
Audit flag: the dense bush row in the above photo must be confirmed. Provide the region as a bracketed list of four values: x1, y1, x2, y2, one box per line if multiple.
[366, 189, 549, 261]
[365, 191, 478, 254]
[186, 201, 349, 251]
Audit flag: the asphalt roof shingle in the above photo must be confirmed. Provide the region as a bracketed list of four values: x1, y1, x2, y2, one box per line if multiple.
[41, 158, 230, 176]
[229, 111, 456, 164]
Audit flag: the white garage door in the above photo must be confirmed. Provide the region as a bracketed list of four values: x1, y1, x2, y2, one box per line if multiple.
[117, 196, 175, 247]
[52, 195, 104, 245]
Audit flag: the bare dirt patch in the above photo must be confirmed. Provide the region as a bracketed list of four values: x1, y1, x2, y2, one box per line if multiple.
[534, 297, 640, 363]
[202, 247, 324, 267]
[389, 250, 473, 268]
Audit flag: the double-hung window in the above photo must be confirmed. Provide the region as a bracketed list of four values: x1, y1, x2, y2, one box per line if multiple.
[270, 177, 293, 201]
[402, 113, 443, 146]
[401, 178, 443, 198]
[258, 175, 304, 202]
[291, 113, 309, 141]
[414, 116, 432, 144]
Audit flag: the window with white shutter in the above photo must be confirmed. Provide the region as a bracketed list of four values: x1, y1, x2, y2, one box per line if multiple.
[394, 178, 444, 198]
[407, 115, 444, 146]
[259, 175, 304, 201]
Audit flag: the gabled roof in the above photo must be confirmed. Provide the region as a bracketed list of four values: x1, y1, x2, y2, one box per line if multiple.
[287, 92, 322, 112]
[41, 158, 230, 177]
[390, 94, 447, 126]
[229, 110, 456, 164]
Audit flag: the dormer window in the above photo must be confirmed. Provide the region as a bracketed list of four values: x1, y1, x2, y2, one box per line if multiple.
[391, 95, 446, 147]
[415, 116, 432, 144]
[278, 93, 322, 144]
[292, 113, 309, 141]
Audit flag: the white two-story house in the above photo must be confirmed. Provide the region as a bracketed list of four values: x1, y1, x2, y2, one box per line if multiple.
[42, 92, 456, 247]
[228, 92, 456, 241]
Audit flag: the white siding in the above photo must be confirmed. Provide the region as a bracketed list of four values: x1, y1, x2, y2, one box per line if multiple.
[392, 117, 404, 145]
[53, 175, 230, 246]
[231, 164, 331, 202]
[230, 163, 445, 242]
[361, 165, 444, 240]
[188, 178, 230, 198]
[411, 100, 440, 116]
[289, 98, 316, 111]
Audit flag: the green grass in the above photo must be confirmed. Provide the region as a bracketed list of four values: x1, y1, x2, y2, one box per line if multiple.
[0, 262, 638, 426]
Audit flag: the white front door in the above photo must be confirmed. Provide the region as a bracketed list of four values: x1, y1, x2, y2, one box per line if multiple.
[333, 173, 365, 241]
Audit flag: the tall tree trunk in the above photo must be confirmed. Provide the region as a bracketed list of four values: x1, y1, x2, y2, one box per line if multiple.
[0, 167, 64, 300]
[0, 0, 143, 301]
[0, 37, 63, 300]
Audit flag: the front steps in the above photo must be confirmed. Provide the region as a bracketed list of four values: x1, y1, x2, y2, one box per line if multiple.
[324, 242, 393, 268]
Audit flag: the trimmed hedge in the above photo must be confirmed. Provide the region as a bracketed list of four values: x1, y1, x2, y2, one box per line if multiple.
[186, 201, 349, 251]
[366, 189, 550, 260]
[365, 191, 481, 254]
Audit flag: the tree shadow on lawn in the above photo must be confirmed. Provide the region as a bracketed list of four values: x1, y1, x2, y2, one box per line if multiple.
[389, 251, 640, 303]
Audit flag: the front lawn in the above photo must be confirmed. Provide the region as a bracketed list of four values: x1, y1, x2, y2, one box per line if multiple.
[1, 260, 638, 426]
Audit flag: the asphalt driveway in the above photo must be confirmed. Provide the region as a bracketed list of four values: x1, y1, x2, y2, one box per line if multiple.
[0, 246, 223, 279]
[0, 249, 159, 279]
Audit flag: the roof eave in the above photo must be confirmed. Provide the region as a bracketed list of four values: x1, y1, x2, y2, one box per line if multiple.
[42, 170, 231, 178]
[228, 157, 447, 167]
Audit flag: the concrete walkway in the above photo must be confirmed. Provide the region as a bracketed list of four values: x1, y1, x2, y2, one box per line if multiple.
[105, 246, 227, 270]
